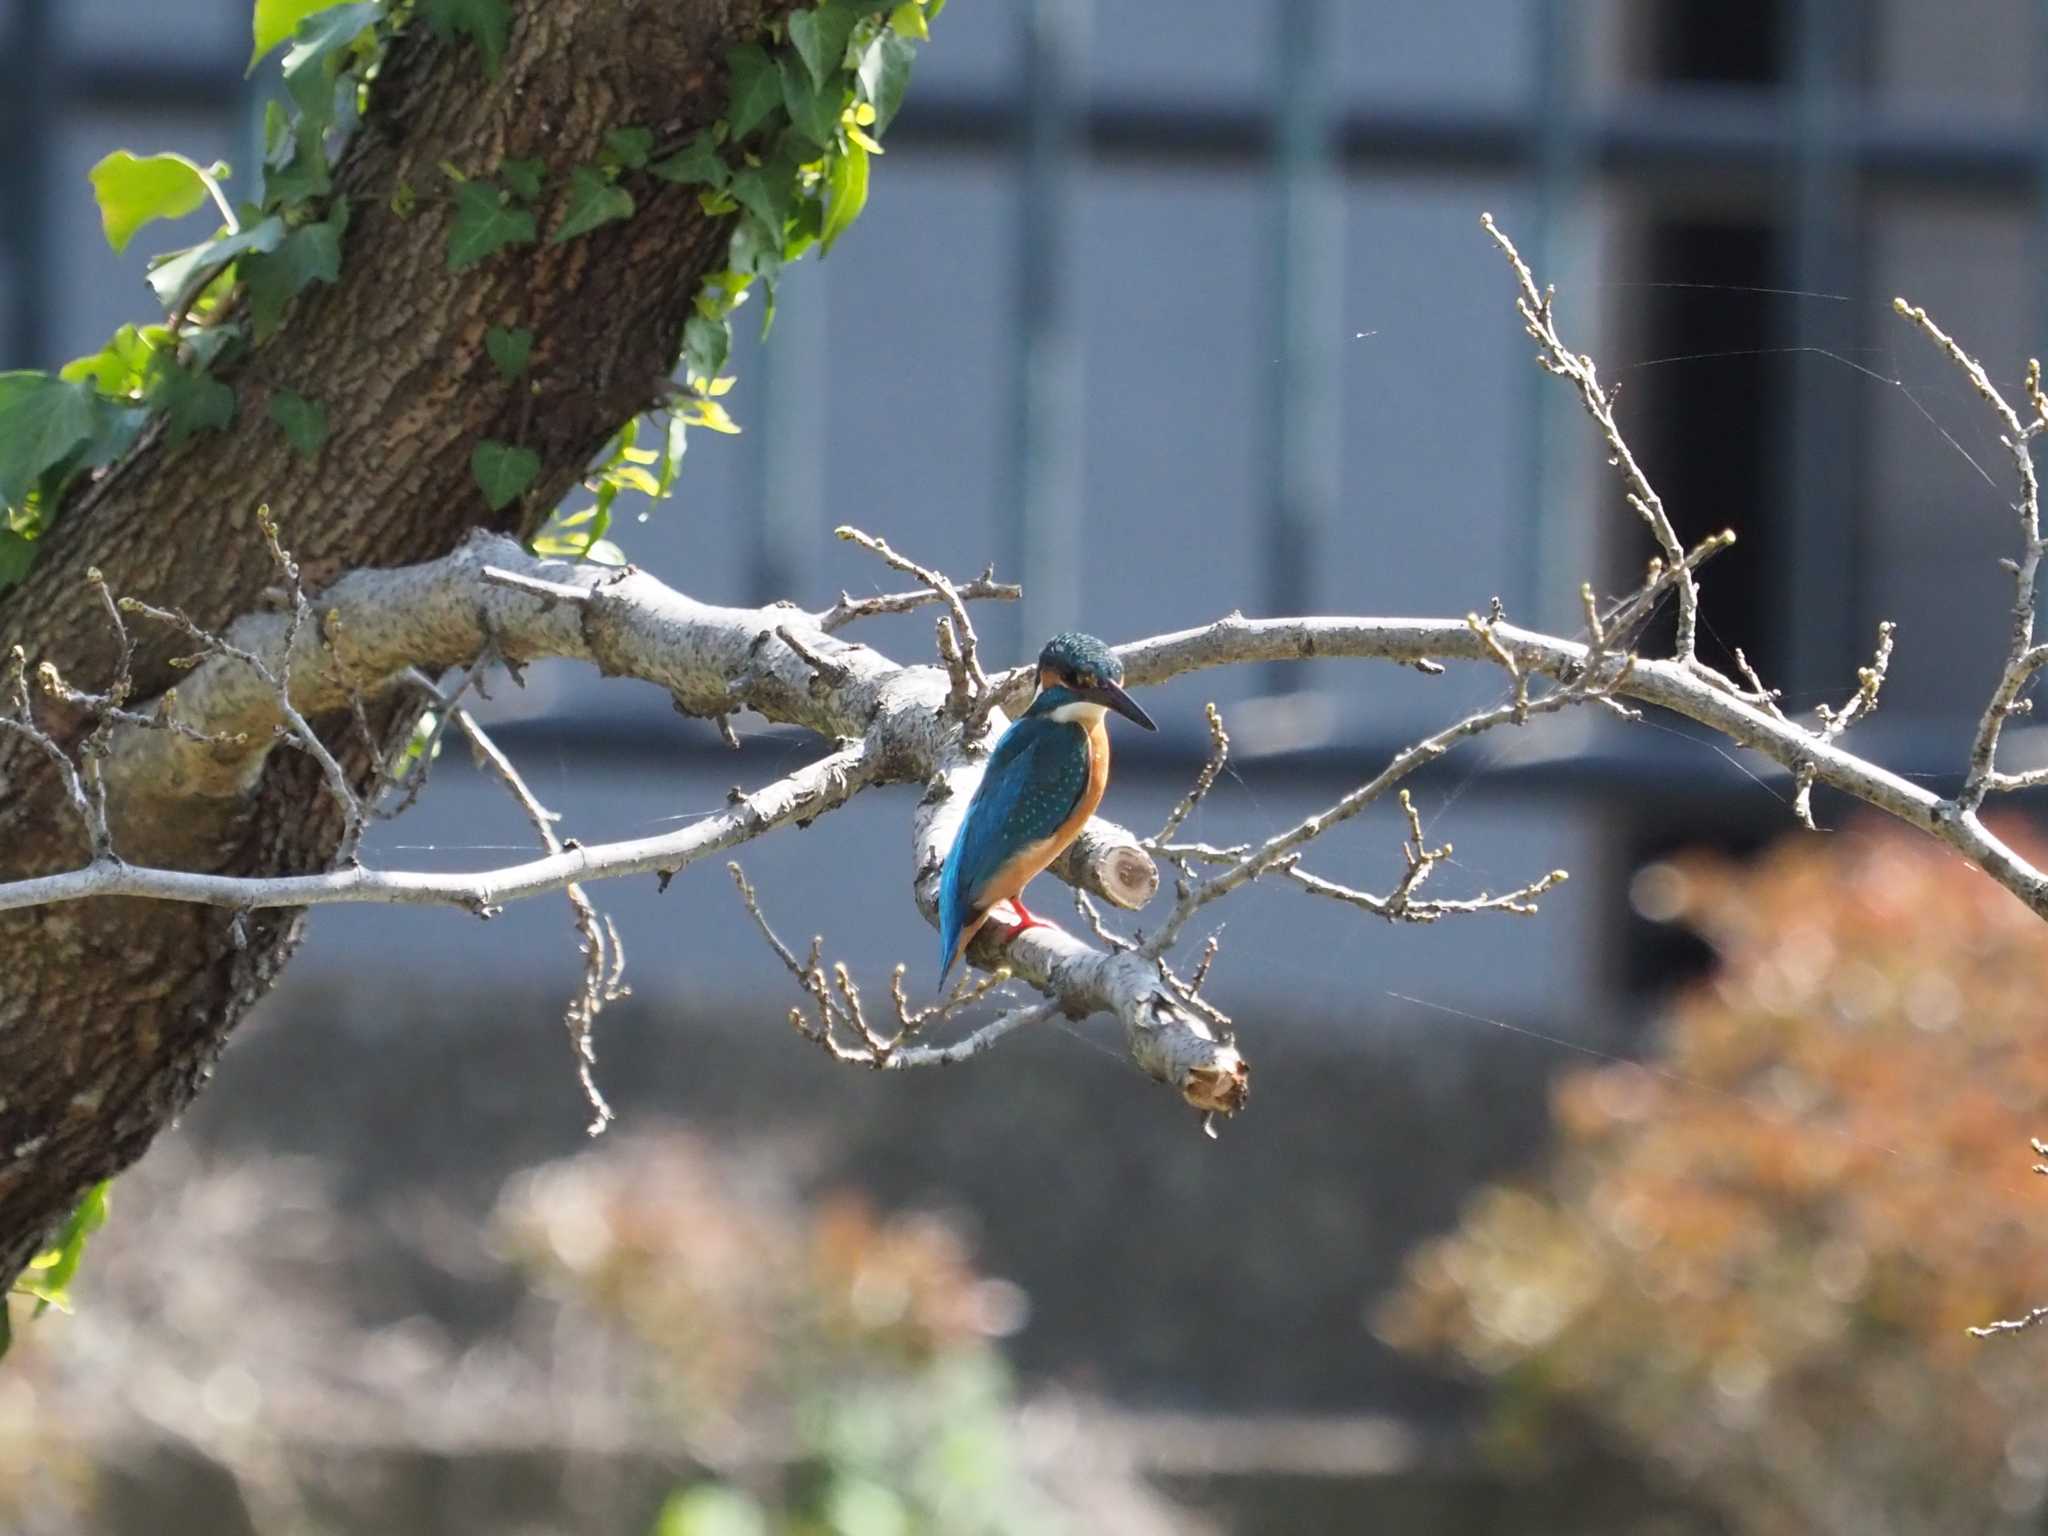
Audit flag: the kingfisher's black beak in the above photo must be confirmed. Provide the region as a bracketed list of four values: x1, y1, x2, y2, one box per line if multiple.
[1096, 681, 1156, 731]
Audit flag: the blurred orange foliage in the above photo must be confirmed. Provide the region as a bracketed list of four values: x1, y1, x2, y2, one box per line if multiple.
[1379, 821, 2048, 1535]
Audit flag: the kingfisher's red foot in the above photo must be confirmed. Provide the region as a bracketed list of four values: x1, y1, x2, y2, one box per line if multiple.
[993, 897, 1054, 935]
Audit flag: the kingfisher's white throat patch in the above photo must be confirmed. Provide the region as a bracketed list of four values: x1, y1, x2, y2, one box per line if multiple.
[1048, 699, 1109, 724]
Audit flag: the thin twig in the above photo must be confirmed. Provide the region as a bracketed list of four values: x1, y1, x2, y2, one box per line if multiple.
[1893, 299, 2045, 811]
[817, 566, 1021, 632]
[446, 699, 619, 1133]
[1483, 211, 1698, 660]
[835, 526, 995, 733]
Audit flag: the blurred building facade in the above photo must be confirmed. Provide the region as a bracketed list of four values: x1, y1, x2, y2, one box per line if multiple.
[9, 0, 2048, 1526]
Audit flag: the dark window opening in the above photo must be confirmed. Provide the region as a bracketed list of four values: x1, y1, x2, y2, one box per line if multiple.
[1617, 219, 1780, 678]
[1652, 0, 1783, 85]
[1615, 809, 1778, 999]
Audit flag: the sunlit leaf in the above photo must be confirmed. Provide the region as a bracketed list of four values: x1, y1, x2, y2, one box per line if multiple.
[250, 0, 366, 72]
[88, 151, 214, 253]
[676, 397, 742, 435]
[656, 412, 688, 496]
[856, 30, 915, 135]
[820, 136, 869, 254]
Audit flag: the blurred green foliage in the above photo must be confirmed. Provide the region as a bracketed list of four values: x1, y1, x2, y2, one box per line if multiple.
[500, 1132, 1064, 1536]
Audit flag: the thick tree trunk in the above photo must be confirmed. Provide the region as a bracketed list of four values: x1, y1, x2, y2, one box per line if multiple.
[0, 0, 795, 1283]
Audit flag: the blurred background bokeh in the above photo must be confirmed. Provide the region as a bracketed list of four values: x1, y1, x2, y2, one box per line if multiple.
[10, 0, 2048, 1530]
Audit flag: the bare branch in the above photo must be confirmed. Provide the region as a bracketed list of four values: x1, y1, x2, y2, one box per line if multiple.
[2, 645, 101, 856]
[1482, 211, 1699, 660]
[729, 861, 1015, 1067]
[443, 698, 619, 1134]
[1147, 645, 1614, 956]
[1793, 621, 1897, 829]
[1893, 300, 2047, 811]
[834, 525, 995, 734]
[119, 516, 367, 866]
[1971, 1137, 2048, 1338]
[816, 565, 1020, 633]
[1150, 702, 1230, 852]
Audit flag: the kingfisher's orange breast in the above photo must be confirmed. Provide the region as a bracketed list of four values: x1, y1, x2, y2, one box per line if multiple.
[971, 715, 1110, 913]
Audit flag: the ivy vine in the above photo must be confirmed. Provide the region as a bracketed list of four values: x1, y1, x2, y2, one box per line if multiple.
[0, 0, 938, 1357]
[0, 0, 937, 585]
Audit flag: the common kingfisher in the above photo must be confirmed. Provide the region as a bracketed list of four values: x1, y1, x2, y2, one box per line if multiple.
[938, 632, 1156, 983]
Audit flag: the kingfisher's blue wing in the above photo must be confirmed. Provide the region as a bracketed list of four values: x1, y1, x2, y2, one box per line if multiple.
[938, 716, 1090, 978]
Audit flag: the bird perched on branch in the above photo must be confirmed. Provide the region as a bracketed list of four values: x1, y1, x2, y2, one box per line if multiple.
[938, 632, 1156, 982]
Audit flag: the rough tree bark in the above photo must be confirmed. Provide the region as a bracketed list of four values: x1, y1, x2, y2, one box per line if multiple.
[0, 1, 799, 1284]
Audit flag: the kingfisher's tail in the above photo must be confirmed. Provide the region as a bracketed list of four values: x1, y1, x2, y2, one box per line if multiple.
[937, 846, 965, 984]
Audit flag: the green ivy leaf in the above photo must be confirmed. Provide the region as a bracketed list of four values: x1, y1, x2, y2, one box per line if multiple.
[551, 167, 635, 244]
[242, 205, 346, 340]
[446, 179, 536, 270]
[779, 54, 844, 150]
[149, 358, 237, 447]
[280, 1, 381, 133]
[0, 373, 99, 509]
[250, 0, 365, 72]
[268, 390, 329, 458]
[856, 29, 916, 136]
[59, 324, 166, 399]
[788, 2, 860, 89]
[728, 163, 795, 237]
[262, 137, 332, 206]
[498, 157, 546, 203]
[0, 532, 34, 593]
[651, 133, 728, 190]
[602, 127, 653, 170]
[471, 439, 539, 510]
[725, 44, 783, 141]
[728, 212, 785, 284]
[424, 0, 510, 76]
[820, 135, 869, 253]
[682, 313, 731, 386]
[145, 216, 287, 310]
[87, 151, 214, 254]
[80, 404, 149, 472]
[486, 325, 533, 378]
[655, 410, 688, 496]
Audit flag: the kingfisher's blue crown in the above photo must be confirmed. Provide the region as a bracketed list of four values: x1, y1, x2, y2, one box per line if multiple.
[1037, 631, 1122, 686]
